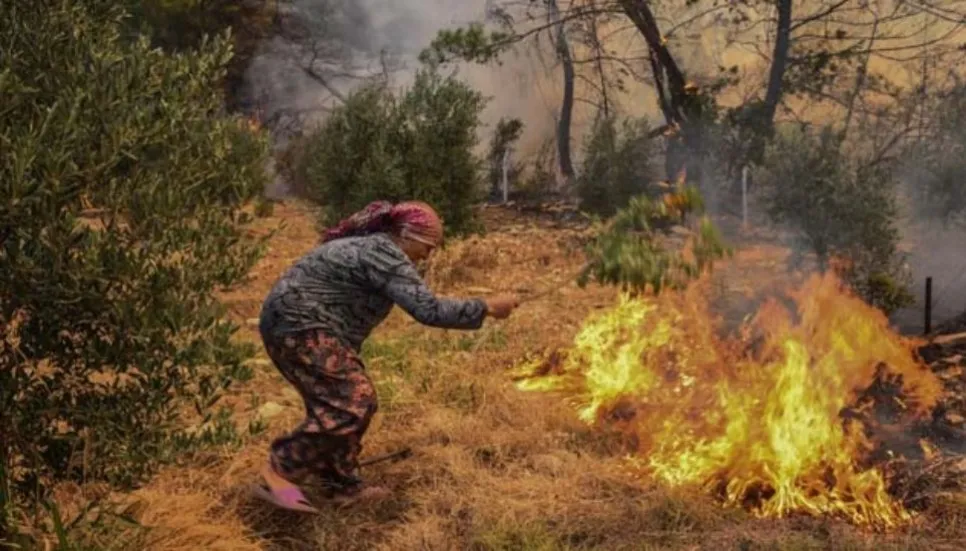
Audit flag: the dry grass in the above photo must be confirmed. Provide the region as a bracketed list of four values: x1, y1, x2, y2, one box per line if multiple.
[58, 200, 966, 551]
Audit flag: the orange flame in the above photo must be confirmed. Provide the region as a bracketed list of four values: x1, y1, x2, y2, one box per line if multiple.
[516, 271, 942, 527]
[239, 111, 262, 133]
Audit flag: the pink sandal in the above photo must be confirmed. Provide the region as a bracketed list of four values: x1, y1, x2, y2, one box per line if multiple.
[251, 463, 320, 513]
[251, 482, 320, 513]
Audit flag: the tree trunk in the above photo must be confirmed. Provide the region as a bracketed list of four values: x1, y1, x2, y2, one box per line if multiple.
[761, 0, 792, 128]
[588, 14, 611, 119]
[549, 0, 576, 185]
[619, 0, 688, 116]
[620, 0, 695, 181]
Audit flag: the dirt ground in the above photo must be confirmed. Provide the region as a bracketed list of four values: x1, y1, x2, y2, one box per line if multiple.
[81, 200, 965, 551]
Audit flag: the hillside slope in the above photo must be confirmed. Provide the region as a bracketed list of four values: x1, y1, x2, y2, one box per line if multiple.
[93, 201, 964, 551]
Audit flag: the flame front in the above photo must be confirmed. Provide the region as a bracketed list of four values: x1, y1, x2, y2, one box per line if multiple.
[516, 271, 943, 527]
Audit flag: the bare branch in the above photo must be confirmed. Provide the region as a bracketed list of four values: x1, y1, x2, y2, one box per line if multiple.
[841, 5, 880, 139]
[792, 0, 866, 31]
[299, 65, 347, 104]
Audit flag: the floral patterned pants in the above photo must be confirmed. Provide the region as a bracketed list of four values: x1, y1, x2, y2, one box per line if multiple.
[262, 328, 378, 495]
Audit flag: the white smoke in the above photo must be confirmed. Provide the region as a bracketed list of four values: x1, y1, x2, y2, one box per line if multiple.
[244, 1, 575, 196]
[241, 1, 769, 196]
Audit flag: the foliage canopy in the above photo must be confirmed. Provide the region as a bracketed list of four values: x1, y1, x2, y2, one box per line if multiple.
[299, 68, 488, 235]
[754, 125, 913, 313]
[0, 0, 270, 517]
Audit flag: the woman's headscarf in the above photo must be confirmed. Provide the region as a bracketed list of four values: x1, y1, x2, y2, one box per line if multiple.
[321, 200, 444, 246]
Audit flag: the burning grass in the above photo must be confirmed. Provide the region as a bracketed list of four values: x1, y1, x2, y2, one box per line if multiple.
[33, 200, 966, 550]
[514, 266, 963, 530]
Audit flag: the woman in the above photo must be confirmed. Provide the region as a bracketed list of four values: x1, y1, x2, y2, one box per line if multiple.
[254, 200, 519, 512]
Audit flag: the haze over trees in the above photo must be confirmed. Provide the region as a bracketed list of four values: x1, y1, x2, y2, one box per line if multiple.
[3, 0, 966, 546]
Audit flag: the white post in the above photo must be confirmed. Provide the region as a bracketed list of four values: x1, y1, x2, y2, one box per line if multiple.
[502, 148, 510, 204]
[741, 165, 749, 228]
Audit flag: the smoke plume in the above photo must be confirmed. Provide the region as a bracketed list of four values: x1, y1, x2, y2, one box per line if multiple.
[244, 0, 575, 196]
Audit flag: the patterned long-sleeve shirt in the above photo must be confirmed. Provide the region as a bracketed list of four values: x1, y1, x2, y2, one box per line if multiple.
[259, 233, 488, 352]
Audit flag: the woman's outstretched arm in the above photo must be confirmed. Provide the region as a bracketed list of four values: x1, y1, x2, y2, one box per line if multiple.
[363, 241, 488, 329]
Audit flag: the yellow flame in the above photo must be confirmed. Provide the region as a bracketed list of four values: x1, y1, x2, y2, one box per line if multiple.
[516, 272, 942, 527]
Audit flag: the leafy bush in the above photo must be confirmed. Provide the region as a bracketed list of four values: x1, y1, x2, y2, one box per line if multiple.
[577, 114, 660, 217]
[299, 68, 487, 235]
[579, 184, 732, 294]
[0, 0, 269, 518]
[120, 0, 276, 108]
[754, 125, 913, 313]
[906, 81, 966, 225]
[516, 137, 559, 201]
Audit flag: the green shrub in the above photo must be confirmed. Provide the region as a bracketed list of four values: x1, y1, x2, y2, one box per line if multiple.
[579, 185, 731, 295]
[754, 125, 913, 313]
[516, 137, 560, 201]
[577, 114, 660, 217]
[0, 0, 269, 520]
[119, 0, 275, 108]
[300, 68, 488, 236]
[907, 82, 966, 225]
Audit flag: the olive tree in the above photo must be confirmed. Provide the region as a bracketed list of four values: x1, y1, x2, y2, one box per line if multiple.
[0, 0, 270, 517]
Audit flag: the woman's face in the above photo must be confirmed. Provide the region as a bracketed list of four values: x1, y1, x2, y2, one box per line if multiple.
[399, 237, 437, 263]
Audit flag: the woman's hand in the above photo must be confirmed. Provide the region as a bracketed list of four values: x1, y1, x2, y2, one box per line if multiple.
[484, 294, 520, 319]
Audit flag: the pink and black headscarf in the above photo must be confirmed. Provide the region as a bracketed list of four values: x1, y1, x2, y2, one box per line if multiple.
[320, 200, 444, 246]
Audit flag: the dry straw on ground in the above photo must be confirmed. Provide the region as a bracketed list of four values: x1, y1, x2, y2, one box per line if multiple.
[49, 200, 966, 551]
